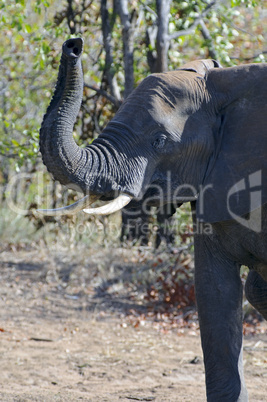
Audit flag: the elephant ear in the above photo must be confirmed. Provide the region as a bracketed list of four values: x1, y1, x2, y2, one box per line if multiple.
[178, 59, 222, 76]
[196, 63, 267, 226]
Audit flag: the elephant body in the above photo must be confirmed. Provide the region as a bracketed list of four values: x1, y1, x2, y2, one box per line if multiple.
[193, 204, 267, 401]
[39, 38, 267, 401]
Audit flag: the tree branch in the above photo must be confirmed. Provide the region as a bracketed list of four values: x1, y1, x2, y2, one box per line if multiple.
[84, 83, 121, 108]
[66, 0, 77, 34]
[168, 1, 217, 41]
[230, 50, 267, 62]
[199, 19, 218, 60]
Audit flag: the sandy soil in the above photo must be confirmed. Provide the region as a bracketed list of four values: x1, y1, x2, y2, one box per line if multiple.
[0, 246, 266, 401]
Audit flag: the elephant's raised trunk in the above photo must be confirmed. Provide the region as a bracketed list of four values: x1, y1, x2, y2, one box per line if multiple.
[40, 38, 86, 188]
[39, 38, 133, 214]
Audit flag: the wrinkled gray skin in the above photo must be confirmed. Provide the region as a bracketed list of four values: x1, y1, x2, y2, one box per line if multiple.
[39, 38, 267, 401]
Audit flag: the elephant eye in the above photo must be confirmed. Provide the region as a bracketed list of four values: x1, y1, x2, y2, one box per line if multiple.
[152, 134, 167, 150]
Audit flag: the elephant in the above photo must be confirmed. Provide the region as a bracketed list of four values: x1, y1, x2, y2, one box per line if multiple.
[39, 37, 267, 401]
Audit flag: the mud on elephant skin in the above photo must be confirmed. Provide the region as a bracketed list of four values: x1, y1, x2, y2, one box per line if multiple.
[38, 37, 267, 401]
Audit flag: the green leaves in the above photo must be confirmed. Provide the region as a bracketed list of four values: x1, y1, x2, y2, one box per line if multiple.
[0, 0, 265, 172]
[231, 0, 260, 7]
[0, 0, 60, 168]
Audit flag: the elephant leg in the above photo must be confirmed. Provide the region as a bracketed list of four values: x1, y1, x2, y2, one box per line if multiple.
[245, 269, 267, 320]
[194, 233, 248, 402]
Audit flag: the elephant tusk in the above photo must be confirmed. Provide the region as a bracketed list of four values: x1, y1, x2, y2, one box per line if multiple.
[83, 193, 132, 215]
[36, 195, 99, 216]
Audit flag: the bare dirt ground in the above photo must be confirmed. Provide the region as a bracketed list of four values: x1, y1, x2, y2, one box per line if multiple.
[0, 245, 267, 401]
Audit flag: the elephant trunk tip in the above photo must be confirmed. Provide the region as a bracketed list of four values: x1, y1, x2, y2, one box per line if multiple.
[63, 37, 83, 59]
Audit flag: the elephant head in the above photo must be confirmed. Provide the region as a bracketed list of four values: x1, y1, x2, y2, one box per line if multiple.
[39, 38, 267, 221]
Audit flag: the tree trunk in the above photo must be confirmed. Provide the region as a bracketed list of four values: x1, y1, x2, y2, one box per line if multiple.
[101, 0, 121, 102]
[155, 0, 171, 73]
[117, 0, 136, 98]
